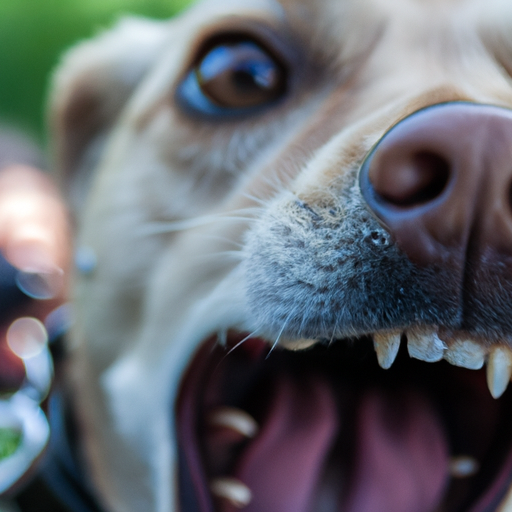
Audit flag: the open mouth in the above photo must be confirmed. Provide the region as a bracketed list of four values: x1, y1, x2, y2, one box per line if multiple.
[177, 331, 512, 512]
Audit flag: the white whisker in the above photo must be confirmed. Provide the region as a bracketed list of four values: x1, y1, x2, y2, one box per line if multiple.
[241, 192, 269, 207]
[140, 208, 262, 236]
[194, 250, 244, 263]
[213, 330, 262, 371]
[266, 313, 294, 359]
[225, 331, 259, 357]
[329, 319, 340, 346]
[141, 216, 221, 234]
[191, 234, 243, 248]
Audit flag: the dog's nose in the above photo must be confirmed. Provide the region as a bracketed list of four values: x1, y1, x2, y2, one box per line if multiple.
[360, 103, 512, 266]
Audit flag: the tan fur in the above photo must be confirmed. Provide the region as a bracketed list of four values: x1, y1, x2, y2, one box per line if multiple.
[50, 0, 512, 510]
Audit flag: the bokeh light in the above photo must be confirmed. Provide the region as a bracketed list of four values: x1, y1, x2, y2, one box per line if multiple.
[6, 317, 48, 359]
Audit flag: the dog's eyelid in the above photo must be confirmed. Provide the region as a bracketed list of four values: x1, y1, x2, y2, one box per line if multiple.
[182, 15, 301, 69]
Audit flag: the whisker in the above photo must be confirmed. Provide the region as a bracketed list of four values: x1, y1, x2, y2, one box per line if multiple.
[140, 208, 262, 236]
[194, 250, 244, 263]
[266, 313, 293, 359]
[329, 319, 340, 346]
[141, 216, 220, 234]
[224, 331, 259, 357]
[198, 234, 245, 248]
[212, 330, 262, 372]
[241, 192, 269, 207]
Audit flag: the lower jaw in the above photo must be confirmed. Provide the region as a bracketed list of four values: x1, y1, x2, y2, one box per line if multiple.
[176, 332, 512, 512]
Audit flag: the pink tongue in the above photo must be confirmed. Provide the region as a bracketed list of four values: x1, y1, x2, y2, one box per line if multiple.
[345, 389, 450, 512]
[233, 381, 449, 512]
[234, 374, 338, 512]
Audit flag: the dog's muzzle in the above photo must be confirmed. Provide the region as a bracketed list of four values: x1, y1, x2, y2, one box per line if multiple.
[176, 102, 512, 512]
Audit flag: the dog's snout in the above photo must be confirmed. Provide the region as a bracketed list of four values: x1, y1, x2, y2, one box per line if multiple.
[360, 103, 512, 266]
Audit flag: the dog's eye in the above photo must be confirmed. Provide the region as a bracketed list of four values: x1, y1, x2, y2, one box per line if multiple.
[196, 41, 286, 108]
[177, 39, 287, 117]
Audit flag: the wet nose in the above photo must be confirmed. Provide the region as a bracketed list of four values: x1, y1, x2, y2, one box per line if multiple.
[360, 103, 512, 266]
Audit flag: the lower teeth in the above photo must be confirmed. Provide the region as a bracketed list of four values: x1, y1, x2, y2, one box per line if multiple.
[210, 478, 253, 508]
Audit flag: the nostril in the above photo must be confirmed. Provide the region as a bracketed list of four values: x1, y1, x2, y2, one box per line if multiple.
[369, 151, 450, 207]
[359, 103, 512, 266]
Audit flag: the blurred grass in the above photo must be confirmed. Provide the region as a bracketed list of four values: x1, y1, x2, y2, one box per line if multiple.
[0, 428, 21, 460]
[0, 0, 192, 141]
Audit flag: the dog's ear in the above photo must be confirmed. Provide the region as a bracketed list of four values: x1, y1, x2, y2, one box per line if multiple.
[49, 17, 168, 210]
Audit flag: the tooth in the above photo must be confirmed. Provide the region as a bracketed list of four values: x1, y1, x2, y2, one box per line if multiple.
[449, 456, 479, 478]
[407, 330, 446, 362]
[208, 407, 259, 438]
[281, 338, 317, 351]
[486, 346, 512, 399]
[498, 484, 512, 511]
[373, 331, 401, 369]
[444, 339, 486, 370]
[210, 478, 253, 508]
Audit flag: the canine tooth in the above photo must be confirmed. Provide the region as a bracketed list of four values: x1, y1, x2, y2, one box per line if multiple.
[373, 331, 401, 369]
[486, 346, 512, 399]
[497, 484, 512, 512]
[208, 407, 259, 438]
[444, 339, 486, 370]
[449, 456, 479, 478]
[281, 338, 317, 351]
[210, 478, 252, 508]
[407, 331, 446, 362]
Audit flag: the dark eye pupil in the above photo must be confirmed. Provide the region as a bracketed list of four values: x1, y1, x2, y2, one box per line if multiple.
[196, 41, 286, 109]
[233, 62, 276, 90]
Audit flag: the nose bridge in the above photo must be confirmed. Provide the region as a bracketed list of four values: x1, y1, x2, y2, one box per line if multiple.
[359, 103, 512, 267]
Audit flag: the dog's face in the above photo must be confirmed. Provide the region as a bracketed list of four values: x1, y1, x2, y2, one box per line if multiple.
[50, 0, 512, 510]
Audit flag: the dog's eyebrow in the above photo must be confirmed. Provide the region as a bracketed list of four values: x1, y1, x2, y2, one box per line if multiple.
[186, 0, 286, 24]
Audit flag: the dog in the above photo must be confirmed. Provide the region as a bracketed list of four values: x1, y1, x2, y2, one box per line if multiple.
[46, 0, 512, 510]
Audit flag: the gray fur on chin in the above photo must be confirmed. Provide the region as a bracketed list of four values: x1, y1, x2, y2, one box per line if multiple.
[243, 180, 461, 341]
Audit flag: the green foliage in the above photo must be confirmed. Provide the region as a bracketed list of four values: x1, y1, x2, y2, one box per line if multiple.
[0, 0, 191, 140]
[0, 428, 21, 460]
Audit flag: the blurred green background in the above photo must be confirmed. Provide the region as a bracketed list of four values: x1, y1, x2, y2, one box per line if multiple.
[0, 0, 192, 142]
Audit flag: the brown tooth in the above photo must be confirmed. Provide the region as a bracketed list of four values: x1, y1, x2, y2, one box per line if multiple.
[449, 456, 479, 478]
[373, 331, 401, 369]
[208, 407, 259, 438]
[486, 346, 512, 399]
[210, 478, 252, 508]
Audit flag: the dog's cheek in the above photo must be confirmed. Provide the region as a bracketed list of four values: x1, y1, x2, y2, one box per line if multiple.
[49, 17, 172, 215]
